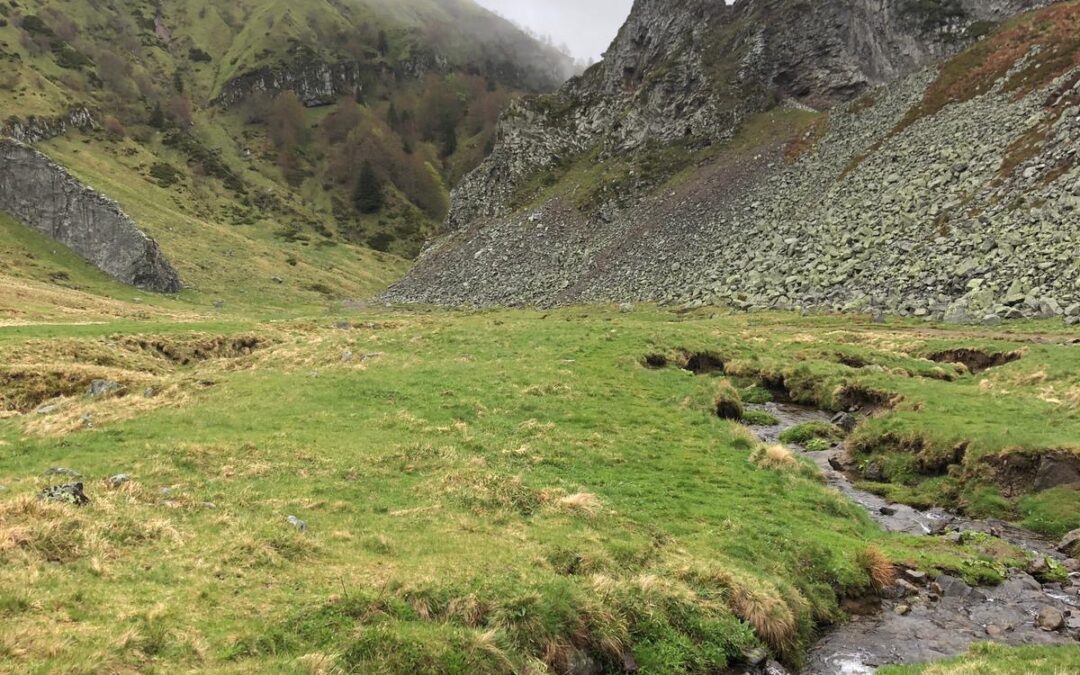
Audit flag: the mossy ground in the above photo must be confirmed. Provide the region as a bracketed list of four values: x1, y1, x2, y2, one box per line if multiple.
[1, 297, 1076, 672]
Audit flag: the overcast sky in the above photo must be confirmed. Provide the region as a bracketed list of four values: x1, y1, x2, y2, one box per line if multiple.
[475, 0, 635, 61]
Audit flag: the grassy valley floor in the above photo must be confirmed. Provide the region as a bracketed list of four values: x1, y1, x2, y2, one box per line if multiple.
[0, 307, 1078, 673]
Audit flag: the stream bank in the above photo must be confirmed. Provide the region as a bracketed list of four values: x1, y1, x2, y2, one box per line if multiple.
[747, 403, 1079, 674]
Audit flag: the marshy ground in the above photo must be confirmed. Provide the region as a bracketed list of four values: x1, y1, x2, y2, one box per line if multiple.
[0, 308, 1078, 673]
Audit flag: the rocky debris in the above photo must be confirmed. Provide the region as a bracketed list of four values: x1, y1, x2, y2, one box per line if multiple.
[1033, 455, 1080, 491]
[1036, 606, 1065, 631]
[38, 482, 89, 506]
[42, 467, 82, 478]
[287, 515, 307, 532]
[384, 2, 1076, 323]
[88, 380, 121, 399]
[35, 403, 61, 415]
[831, 412, 857, 432]
[0, 107, 96, 144]
[0, 140, 181, 293]
[106, 474, 130, 489]
[1060, 529, 1080, 557]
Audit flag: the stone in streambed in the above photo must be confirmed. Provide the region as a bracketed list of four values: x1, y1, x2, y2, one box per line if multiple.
[1036, 607, 1064, 631]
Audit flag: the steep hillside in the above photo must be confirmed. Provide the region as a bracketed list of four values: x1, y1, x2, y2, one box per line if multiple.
[0, 0, 575, 285]
[385, 0, 1079, 326]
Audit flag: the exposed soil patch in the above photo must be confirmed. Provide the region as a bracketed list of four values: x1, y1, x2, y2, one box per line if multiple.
[836, 383, 897, 412]
[928, 348, 1022, 375]
[984, 450, 1080, 498]
[835, 353, 870, 369]
[757, 373, 793, 402]
[118, 334, 266, 366]
[0, 368, 98, 413]
[680, 351, 726, 375]
[641, 353, 669, 369]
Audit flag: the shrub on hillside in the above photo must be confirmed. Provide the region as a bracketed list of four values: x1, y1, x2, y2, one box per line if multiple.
[149, 162, 182, 187]
[102, 115, 126, 137]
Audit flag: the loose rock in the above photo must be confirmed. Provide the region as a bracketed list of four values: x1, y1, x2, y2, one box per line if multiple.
[1036, 606, 1064, 631]
[38, 482, 89, 506]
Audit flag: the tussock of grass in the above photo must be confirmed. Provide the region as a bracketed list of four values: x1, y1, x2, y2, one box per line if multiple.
[714, 380, 745, 420]
[0, 491, 180, 565]
[752, 444, 799, 471]
[779, 421, 843, 446]
[750, 445, 822, 482]
[856, 545, 897, 590]
[557, 492, 603, 516]
[741, 409, 780, 426]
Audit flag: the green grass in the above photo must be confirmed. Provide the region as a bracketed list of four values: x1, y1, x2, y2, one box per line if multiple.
[878, 642, 1080, 674]
[0, 305, 1072, 672]
[778, 422, 843, 446]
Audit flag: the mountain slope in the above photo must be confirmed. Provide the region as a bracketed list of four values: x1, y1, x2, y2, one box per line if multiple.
[384, 0, 1079, 325]
[0, 0, 575, 295]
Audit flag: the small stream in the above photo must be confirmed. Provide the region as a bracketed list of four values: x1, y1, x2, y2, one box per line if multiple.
[748, 403, 1080, 674]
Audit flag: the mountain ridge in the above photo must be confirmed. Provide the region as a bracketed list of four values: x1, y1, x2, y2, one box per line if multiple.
[383, 0, 1079, 325]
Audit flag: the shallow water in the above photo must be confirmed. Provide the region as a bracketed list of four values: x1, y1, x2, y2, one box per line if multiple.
[747, 403, 1080, 674]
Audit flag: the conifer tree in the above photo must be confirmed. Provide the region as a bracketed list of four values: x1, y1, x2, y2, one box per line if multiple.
[148, 101, 166, 129]
[353, 161, 384, 214]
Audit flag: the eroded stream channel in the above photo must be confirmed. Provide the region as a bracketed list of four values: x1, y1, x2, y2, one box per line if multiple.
[747, 403, 1080, 674]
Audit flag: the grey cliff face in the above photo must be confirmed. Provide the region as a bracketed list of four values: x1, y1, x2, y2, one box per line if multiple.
[214, 60, 371, 109]
[447, 0, 1047, 231]
[1, 108, 97, 144]
[385, 0, 1077, 323]
[0, 140, 181, 293]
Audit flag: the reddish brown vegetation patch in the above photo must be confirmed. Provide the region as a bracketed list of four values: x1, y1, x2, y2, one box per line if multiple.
[783, 115, 828, 162]
[896, 0, 1080, 134]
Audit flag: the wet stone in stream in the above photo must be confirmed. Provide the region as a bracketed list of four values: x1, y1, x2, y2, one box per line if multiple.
[745, 403, 1080, 674]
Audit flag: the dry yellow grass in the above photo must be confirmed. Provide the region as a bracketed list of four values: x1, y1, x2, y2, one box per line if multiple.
[0, 274, 198, 325]
[557, 492, 603, 516]
[751, 444, 799, 471]
[857, 545, 897, 590]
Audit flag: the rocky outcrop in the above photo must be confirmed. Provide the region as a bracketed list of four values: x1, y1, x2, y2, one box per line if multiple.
[386, 0, 1077, 323]
[1, 107, 96, 144]
[213, 48, 451, 109]
[443, 0, 1047, 230]
[214, 60, 368, 109]
[0, 140, 181, 293]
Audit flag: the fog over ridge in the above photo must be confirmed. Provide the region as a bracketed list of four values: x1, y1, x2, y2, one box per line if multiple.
[472, 0, 635, 61]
